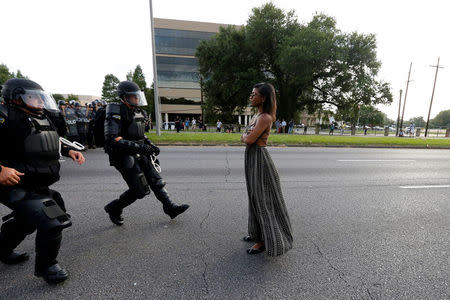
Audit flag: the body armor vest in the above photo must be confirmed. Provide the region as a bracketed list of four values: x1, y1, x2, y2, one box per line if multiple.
[76, 108, 88, 134]
[124, 110, 146, 142]
[65, 108, 78, 136]
[13, 113, 61, 188]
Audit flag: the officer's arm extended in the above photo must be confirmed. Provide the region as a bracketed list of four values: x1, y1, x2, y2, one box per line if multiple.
[104, 103, 154, 156]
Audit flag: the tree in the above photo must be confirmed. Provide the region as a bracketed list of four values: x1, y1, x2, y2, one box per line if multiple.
[102, 74, 120, 102]
[132, 65, 147, 90]
[197, 26, 262, 122]
[15, 70, 26, 79]
[407, 116, 425, 127]
[0, 64, 12, 85]
[142, 86, 155, 120]
[358, 105, 385, 126]
[67, 94, 79, 101]
[196, 3, 393, 123]
[126, 70, 133, 81]
[52, 94, 66, 101]
[1, 64, 28, 85]
[430, 110, 450, 127]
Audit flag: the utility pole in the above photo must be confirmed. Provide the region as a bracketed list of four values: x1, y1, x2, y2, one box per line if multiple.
[396, 89, 403, 136]
[149, 0, 161, 135]
[200, 76, 204, 122]
[399, 62, 412, 132]
[425, 57, 444, 137]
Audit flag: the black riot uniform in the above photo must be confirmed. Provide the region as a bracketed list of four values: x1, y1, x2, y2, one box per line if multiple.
[64, 104, 79, 142]
[0, 79, 74, 284]
[75, 102, 88, 146]
[103, 81, 189, 225]
[86, 103, 96, 149]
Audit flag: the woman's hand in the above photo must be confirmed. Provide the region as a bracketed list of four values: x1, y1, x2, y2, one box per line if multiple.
[0, 166, 24, 186]
[68, 150, 85, 165]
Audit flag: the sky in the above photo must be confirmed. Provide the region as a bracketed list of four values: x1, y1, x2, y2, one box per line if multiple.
[1, 0, 449, 121]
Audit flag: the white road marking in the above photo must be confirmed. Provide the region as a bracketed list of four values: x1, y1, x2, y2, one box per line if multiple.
[399, 185, 450, 189]
[338, 160, 416, 162]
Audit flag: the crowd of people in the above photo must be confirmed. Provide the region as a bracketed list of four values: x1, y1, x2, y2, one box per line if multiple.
[174, 116, 206, 132]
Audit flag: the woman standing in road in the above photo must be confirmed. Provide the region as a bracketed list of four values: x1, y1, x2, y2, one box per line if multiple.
[240, 82, 293, 256]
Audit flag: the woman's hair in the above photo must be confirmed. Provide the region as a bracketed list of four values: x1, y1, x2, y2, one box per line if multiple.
[254, 82, 277, 120]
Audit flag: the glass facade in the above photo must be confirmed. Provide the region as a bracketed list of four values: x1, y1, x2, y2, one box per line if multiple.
[156, 56, 200, 89]
[155, 28, 215, 56]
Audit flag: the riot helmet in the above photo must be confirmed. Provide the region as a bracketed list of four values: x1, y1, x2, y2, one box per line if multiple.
[74, 101, 81, 108]
[1, 78, 57, 115]
[100, 100, 107, 106]
[58, 100, 66, 106]
[117, 81, 147, 107]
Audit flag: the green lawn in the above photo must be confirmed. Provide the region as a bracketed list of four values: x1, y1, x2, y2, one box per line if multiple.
[146, 131, 450, 148]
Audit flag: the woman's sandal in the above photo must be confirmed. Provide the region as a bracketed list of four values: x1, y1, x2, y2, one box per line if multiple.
[246, 244, 265, 254]
[242, 236, 255, 242]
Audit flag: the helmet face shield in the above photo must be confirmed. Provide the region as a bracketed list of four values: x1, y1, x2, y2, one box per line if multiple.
[20, 89, 58, 113]
[124, 91, 147, 106]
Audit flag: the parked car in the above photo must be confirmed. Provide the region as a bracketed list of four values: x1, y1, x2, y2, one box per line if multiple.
[161, 121, 175, 130]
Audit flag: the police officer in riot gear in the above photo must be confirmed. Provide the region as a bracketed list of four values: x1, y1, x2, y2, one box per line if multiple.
[58, 100, 66, 110]
[0, 78, 85, 284]
[44, 99, 68, 137]
[65, 101, 79, 142]
[74, 102, 88, 146]
[104, 81, 189, 225]
[86, 103, 96, 149]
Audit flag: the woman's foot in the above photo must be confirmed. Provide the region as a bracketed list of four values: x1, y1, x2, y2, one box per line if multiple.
[246, 242, 265, 254]
[242, 236, 255, 242]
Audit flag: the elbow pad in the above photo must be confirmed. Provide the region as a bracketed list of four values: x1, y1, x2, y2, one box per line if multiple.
[104, 103, 121, 137]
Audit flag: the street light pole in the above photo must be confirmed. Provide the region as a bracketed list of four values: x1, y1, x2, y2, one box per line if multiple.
[149, 0, 161, 136]
[396, 89, 402, 136]
[399, 62, 412, 132]
[425, 57, 444, 137]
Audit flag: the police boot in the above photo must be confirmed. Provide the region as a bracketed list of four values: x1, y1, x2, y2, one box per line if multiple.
[35, 263, 68, 284]
[155, 187, 189, 219]
[0, 250, 29, 265]
[0, 220, 29, 264]
[104, 200, 124, 226]
[34, 231, 67, 284]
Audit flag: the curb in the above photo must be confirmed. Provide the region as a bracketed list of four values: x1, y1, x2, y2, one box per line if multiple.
[155, 143, 450, 149]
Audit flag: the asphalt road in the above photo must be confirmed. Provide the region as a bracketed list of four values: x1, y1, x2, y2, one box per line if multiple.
[1, 147, 449, 299]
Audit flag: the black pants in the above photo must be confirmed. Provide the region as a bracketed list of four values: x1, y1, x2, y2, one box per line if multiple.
[78, 132, 87, 146]
[111, 155, 169, 210]
[0, 188, 66, 271]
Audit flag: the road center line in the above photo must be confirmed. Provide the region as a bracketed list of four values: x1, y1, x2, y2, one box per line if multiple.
[399, 185, 450, 189]
[338, 160, 416, 162]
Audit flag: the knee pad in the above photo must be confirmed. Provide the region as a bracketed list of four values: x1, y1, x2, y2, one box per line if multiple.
[132, 173, 150, 199]
[48, 190, 66, 212]
[14, 195, 72, 235]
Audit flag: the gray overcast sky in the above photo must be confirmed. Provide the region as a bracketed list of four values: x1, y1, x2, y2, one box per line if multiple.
[1, 0, 449, 121]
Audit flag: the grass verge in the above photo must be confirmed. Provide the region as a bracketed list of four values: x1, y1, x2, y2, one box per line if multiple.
[146, 131, 450, 148]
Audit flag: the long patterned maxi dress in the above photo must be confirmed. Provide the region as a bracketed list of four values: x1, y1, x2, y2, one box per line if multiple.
[244, 115, 293, 256]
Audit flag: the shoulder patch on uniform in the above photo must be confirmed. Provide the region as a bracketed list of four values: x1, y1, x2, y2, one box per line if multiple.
[112, 115, 121, 120]
[0, 117, 5, 124]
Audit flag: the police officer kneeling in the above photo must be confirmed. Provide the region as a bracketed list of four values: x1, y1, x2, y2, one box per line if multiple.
[0, 79, 85, 284]
[104, 81, 189, 225]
